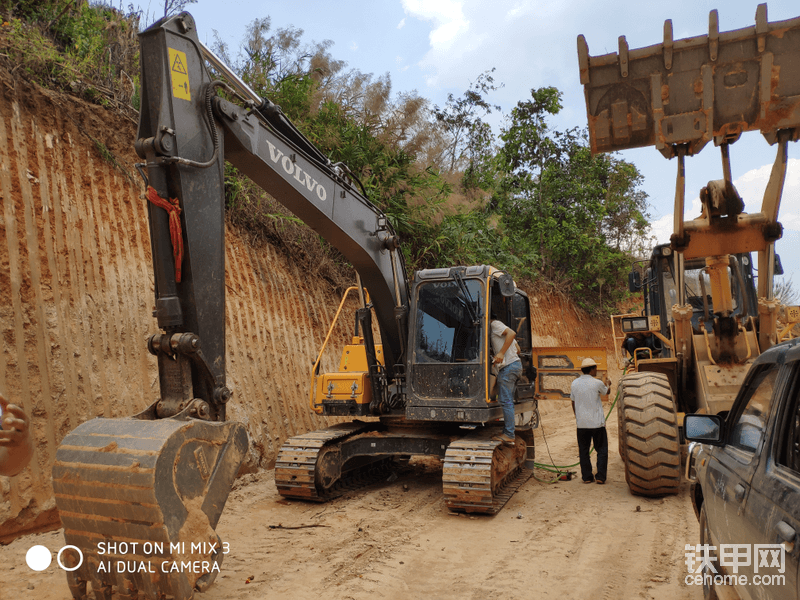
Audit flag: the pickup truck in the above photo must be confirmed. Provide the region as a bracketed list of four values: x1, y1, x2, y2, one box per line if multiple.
[685, 338, 800, 600]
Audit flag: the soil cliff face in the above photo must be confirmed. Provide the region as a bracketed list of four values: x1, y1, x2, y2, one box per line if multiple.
[0, 70, 618, 540]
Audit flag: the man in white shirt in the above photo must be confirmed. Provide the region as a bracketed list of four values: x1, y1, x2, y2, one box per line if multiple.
[570, 358, 610, 484]
[490, 315, 522, 445]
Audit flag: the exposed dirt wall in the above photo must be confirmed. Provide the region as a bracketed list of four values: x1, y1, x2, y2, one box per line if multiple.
[0, 71, 618, 541]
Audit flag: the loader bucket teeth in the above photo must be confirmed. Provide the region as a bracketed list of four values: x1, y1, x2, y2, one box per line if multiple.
[53, 417, 248, 600]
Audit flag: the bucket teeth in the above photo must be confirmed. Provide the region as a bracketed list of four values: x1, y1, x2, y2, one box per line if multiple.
[53, 417, 248, 600]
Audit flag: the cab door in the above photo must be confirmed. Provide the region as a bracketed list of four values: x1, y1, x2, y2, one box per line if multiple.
[510, 290, 535, 399]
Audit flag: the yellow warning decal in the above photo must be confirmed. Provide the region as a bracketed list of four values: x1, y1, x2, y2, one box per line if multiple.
[168, 47, 191, 101]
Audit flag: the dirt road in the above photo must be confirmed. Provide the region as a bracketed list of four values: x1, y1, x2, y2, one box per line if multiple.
[0, 401, 702, 600]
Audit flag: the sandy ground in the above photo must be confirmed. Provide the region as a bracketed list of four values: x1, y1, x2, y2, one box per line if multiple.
[0, 402, 702, 600]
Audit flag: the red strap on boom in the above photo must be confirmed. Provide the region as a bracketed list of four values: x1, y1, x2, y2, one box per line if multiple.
[146, 186, 184, 283]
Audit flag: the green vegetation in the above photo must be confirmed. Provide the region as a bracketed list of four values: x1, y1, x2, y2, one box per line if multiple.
[1, 4, 652, 313]
[0, 0, 139, 108]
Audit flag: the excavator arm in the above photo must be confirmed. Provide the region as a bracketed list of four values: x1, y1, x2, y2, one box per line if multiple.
[53, 12, 409, 600]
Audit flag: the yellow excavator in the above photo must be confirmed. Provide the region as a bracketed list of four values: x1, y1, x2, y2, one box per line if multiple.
[50, 11, 558, 600]
[578, 3, 800, 497]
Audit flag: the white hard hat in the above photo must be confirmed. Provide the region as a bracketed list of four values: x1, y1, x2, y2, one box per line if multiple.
[581, 358, 598, 368]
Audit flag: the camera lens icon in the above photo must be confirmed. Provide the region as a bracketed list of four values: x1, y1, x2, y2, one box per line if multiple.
[26, 545, 83, 572]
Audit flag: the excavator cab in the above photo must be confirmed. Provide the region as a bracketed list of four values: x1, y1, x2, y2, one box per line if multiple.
[405, 266, 536, 419]
[279, 265, 540, 513]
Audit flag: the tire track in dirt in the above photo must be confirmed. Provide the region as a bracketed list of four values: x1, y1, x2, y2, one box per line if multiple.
[0, 403, 704, 600]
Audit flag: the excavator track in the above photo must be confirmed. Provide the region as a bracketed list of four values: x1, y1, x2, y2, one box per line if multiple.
[442, 431, 531, 514]
[275, 421, 393, 501]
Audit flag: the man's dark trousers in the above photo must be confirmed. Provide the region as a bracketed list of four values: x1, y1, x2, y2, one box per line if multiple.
[576, 427, 608, 482]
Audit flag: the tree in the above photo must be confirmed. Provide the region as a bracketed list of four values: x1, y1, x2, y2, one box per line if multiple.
[432, 69, 502, 175]
[774, 276, 799, 305]
[163, 0, 196, 18]
[499, 86, 562, 179]
[496, 87, 650, 311]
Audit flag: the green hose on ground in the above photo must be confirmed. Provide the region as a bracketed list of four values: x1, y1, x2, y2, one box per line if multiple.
[531, 365, 628, 475]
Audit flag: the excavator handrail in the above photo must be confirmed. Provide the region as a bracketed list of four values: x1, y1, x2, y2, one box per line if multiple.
[309, 286, 359, 414]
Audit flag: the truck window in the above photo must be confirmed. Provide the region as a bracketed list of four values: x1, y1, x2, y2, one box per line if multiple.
[777, 366, 800, 474]
[728, 365, 779, 453]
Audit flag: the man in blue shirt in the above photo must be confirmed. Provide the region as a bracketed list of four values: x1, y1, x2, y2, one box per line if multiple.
[570, 358, 610, 484]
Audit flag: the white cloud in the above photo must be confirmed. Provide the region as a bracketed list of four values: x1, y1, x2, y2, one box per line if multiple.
[397, 17, 406, 29]
[647, 158, 800, 243]
[401, 0, 469, 56]
[733, 159, 800, 232]
[505, 2, 535, 20]
[399, 0, 575, 91]
[350, 41, 358, 51]
[648, 197, 702, 244]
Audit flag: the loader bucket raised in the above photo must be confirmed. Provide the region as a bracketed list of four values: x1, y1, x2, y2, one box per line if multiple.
[577, 6, 800, 157]
[52, 416, 247, 600]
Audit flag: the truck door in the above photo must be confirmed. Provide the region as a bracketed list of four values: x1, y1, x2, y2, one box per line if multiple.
[704, 362, 781, 587]
[745, 350, 800, 598]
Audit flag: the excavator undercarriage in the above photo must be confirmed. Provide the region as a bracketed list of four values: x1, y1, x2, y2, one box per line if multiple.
[275, 420, 533, 514]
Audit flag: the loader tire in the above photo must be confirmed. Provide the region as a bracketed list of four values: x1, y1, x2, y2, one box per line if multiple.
[617, 371, 681, 496]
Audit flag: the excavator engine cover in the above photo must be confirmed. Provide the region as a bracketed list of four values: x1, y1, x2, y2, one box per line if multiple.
[53, 415, 247, 600]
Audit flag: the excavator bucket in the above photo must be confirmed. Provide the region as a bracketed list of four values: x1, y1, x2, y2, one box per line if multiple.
[577, 4, 800, 157]
[52, 414, 247, 600]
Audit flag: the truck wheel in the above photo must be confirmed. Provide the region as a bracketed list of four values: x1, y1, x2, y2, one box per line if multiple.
[699, 504, 719, 600]
[617, 371, 681, 496]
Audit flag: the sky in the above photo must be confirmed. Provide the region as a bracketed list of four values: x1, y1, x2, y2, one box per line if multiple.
[133, 0, 800, 286]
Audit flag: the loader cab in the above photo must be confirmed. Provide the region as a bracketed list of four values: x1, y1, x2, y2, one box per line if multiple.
[625, 244, 758, 360]
[405, 266, 536, 422]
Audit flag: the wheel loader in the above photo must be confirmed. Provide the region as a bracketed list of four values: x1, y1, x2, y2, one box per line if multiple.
[47, 11, 585, 600]
[578, 4, 800, 497]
